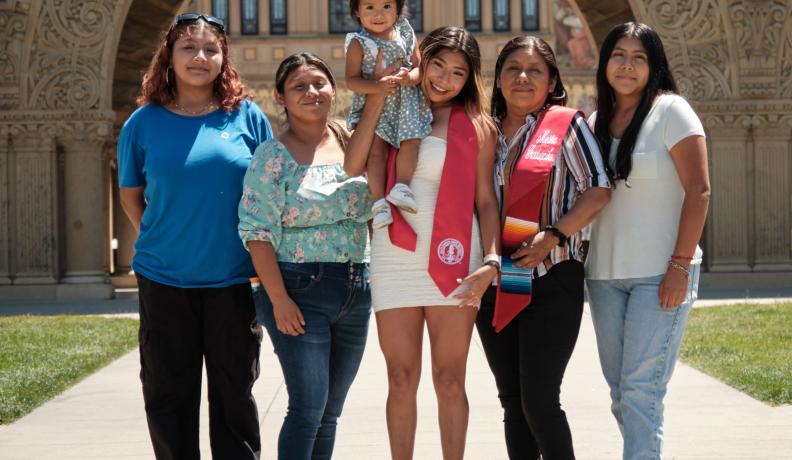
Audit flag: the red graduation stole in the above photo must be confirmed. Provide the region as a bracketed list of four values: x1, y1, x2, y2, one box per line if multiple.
[386, 104, 478, 297]
[493, 106, 580, 332]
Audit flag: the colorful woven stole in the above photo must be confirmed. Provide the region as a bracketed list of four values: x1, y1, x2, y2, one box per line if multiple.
[386, 104, 478, 297]
[493, 106, 580, 332]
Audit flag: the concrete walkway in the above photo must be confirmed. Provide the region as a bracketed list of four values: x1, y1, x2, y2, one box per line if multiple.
[1, 300, 791, 459]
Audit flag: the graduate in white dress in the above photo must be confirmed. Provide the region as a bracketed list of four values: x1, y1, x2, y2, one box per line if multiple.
[345, 26, 501, 460]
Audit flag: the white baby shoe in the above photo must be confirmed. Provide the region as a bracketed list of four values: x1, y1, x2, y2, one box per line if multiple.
[371, 199, 393, 229]
[386, 182, 418, 214]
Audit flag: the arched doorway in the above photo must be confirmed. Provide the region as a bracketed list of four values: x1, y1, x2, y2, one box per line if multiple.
[1, 0, 789, 299]
[573, 0, 633, 43]
[109, 0, 188, 287]
[107, 0, 792, 288]
[0, 0, 185, 299]
[574, 0, 792, 282]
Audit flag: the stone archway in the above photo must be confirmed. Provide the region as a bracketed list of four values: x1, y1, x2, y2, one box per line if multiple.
[572, 0, 634, 44]
[573, 0, 792, 280]
[0, 0, 184, 299]
[108, 0, 790, 282]
[109, 0, 187, 284]
[1, 0, 789, 299]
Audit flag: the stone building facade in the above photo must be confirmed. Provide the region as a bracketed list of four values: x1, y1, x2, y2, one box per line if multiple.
[184, 0, 601, 119]
[0, 0, 789, 299]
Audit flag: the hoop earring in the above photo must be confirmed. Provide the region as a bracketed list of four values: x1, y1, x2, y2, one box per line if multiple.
[551, 88, 567, 101]
[166, 67, 172, 86]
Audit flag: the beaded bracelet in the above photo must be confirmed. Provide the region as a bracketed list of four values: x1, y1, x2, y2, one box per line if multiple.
[671, 254, 693, 261]
[668, 259, 690, 277]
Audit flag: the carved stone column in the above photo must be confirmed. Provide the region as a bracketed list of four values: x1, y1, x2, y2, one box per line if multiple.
[0, 131, 10, 285]
[8, 127, 60, 285]
[751, 118, 792, 271]
[700, 105, 792, 274]
[701, 117, 752, 272]
[58, 124, 113, 298]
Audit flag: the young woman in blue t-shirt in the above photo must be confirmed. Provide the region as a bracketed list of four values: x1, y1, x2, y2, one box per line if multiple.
[117, 13, 272, 459]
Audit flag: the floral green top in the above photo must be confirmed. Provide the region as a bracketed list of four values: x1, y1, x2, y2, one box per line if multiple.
[238, 138, 371, 263]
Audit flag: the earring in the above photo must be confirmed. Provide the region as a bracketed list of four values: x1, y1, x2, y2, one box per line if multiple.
[166, 67, 172, 86]
[555, 89, 567, 100]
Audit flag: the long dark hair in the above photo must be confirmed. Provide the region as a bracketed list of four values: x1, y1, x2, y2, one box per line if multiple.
[137, 18, 248, 111]
[595, 22, 677, 182]
[491, 35, 568, 121]
[274, 52, 349, 148]
[419, 26, 494, 143]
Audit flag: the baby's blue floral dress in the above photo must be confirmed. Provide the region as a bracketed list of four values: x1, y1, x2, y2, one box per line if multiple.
[345, 17, 432, 148]
[238, 139, 371, 263]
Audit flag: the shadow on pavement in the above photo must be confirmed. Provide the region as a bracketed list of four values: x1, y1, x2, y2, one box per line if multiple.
[698, 286, 792, 300]
[0, 290, 139, 316]
[2, 285, 791, 317]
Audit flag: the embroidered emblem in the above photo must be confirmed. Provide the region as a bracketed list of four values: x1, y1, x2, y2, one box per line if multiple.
[437, 238, 464, 265]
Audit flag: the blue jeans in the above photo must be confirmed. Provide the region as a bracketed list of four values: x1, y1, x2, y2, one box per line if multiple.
[254, 262, 371, 460]
[586, 265, 699, 460]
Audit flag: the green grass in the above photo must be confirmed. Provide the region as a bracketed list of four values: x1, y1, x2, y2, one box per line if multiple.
[680, 302, 792, 406]
[0, 315, 139, 424]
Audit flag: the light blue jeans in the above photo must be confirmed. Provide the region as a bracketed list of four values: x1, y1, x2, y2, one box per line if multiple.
[586, 264, 699, 460]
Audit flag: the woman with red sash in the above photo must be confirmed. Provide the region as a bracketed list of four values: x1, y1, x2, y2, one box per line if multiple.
[345, 27, 500, 460]
[474, 36, 611, 460]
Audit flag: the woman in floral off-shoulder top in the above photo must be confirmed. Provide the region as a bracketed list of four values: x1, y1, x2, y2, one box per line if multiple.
[239, 140, 370, 263]
[237, 52, 371, 460]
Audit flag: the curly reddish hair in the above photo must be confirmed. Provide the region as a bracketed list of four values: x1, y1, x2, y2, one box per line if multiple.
[136, 18, 249, 111]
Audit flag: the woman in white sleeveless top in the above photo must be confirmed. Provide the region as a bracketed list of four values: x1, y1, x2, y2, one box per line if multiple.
[345, 27, 500, 460]
[585, 22, 711, 460]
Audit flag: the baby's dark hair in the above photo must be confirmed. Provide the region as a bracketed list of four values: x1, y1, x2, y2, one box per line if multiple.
[349, 0, 406, 23]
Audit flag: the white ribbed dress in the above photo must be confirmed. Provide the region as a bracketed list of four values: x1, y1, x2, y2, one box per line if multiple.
[369, 136, 483, 312]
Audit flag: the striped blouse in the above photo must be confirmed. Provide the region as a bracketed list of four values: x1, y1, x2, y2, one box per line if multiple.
[494, 110, 610, 278]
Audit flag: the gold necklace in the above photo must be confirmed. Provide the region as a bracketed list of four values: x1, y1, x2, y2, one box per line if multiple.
[172, 99, 216, 115]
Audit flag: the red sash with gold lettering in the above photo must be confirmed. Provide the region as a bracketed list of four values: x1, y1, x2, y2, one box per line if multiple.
[386, 104, 478, 296]
[493, 106, 580, 332]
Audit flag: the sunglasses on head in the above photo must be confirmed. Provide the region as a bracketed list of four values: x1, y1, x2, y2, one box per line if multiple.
[173, 13, 226, 34]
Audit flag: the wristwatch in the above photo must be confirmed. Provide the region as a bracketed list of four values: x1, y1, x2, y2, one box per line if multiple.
[482, 253, 501, 272]
[544, 225, 568, 247]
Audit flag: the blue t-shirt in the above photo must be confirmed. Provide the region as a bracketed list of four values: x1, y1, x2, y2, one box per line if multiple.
[118, 100, 273, 288]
